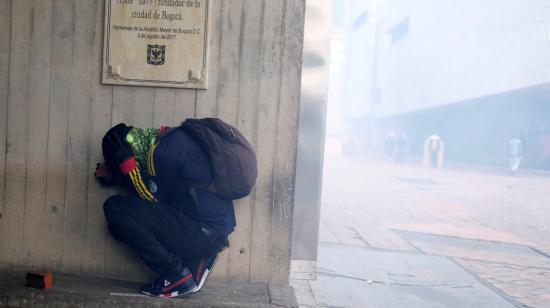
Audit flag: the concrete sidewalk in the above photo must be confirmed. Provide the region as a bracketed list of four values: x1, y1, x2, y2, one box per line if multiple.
[289, 156, 550, 307]
[0, 271, 297, 308]
[291, 243, 516, 308]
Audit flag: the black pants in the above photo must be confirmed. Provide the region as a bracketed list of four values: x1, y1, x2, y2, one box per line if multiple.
[103, 195, 228, 277]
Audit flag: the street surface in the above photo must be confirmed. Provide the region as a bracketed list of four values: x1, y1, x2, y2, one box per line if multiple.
[292, 154, 550, 307]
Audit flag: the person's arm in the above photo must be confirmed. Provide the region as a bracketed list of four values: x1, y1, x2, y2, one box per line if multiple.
[118, 157, 157, 202]
[103, 133, 157, 203]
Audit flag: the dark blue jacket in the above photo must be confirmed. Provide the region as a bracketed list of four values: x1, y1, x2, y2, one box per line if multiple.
[121, 127, 236, 235]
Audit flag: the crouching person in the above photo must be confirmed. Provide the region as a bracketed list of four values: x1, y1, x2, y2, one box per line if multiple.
[95, 123, 235, 298]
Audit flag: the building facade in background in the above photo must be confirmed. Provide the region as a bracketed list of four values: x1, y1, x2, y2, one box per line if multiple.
[332, 0, 550, 169]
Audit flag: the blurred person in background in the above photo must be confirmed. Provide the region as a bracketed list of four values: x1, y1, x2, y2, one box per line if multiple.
[508, 135, 524, 175]
[423, 134, 444, 168]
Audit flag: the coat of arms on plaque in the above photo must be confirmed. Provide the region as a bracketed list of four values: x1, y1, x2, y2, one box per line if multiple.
[147, 44, 166, 66]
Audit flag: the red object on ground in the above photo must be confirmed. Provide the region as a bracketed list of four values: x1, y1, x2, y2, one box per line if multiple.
[25, 271, 52, 290]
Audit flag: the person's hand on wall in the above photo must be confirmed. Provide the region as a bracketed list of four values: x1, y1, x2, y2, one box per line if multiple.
[95, 162, 113, 186]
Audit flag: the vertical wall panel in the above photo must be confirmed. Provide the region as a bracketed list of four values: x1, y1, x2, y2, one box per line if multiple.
[1, 0, 32, 268]
[62, 0, 96, 273]
[0, 0, 306, 284]
[0, 0, 12, 251]
[22, 0, 53, 268]
[82, 0, 113, 276]
[131, 88, 155, 128]
[214, 0, 244, 281]
[250, 0, 285, 282]
[195, 0, 221, 118]
[229, 0, 264, 282]
[214, 0, 242, 123]
[43, 0, 75, 269]
[111, 87, 135, 125]
[270, 0, 305, 284]
[171, 90, 197, 124]
[153, 89, 173, 127]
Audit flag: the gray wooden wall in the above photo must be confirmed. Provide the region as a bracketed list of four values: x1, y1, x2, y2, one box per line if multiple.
[0, 0, 305, 284]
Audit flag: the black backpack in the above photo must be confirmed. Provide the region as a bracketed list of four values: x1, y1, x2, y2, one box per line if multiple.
[180, 118, 258, 200]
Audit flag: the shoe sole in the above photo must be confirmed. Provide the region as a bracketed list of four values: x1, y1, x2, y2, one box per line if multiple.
[140, 289, 194, 298]
[192, 256, 218, 293]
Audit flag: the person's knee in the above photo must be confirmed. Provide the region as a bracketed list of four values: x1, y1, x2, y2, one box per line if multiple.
[103, 195, 132, 240]
[104, 195, 151, 225]
[103, 195, 128, 221]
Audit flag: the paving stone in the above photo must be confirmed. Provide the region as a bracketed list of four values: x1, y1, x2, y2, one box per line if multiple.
[305, 243, 514, 307]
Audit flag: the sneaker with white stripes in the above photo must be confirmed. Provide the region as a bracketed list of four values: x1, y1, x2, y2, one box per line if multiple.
[139, 267, 197, 298]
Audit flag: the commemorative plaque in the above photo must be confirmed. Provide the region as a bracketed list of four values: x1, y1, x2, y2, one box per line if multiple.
[103, 0, 209, 89]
